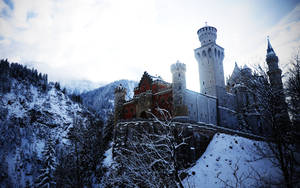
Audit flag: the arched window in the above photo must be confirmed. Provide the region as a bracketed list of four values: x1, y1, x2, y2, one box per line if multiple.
[208, 48, 212, 57]
[202, 50, 206, 57]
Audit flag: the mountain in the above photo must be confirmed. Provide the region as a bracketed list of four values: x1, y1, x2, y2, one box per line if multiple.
[0, 60, 103, 187]
[81, 79, 138, 122]
[60, 79, 105, 94]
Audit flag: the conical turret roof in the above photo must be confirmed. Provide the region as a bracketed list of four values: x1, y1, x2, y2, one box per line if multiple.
[267, 37, 276, 55]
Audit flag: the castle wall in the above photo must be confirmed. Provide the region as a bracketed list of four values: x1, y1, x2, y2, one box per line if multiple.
[185, 89, 217, 125]
[217, 106, 239, 129]
[123, 101, 136, 119]
[222, 92, 237, 110]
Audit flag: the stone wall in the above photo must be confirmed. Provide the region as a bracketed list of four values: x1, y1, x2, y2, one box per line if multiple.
[113, 120, 265, 169]
[184, 89, 217, 125]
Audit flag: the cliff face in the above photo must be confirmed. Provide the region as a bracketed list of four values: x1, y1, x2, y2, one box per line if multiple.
[0, 79, 100, 187]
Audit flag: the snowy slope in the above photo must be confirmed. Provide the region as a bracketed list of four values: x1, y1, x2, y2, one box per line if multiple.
[183, 133, 281, 187]
[81, 79, 137, 122]
[0, 80, 100, 187]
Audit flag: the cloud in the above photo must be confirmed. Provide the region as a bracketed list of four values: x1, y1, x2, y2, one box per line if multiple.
[0, 0, 160, 83]
[0, 0, 299, 92]
[239, 3, 300, 73]
[3, 0, 13, 10]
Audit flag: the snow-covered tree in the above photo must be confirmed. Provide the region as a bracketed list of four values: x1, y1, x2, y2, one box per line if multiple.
[286, 53, 300, 186]
[105, 108, 189, 187]
[55, 116, 104, 187]
[247, 65, 295, 187]
[35, 136, 56, 188]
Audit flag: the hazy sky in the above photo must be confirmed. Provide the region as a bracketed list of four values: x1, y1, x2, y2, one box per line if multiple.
[1, 0, 300, 91]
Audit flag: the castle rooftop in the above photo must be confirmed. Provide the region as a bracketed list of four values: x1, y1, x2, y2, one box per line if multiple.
[197, 24, 217, 46]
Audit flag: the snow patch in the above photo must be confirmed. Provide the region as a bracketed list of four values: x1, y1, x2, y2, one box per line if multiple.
[103, 147, 113, 168]
[183, 133, 281, 187]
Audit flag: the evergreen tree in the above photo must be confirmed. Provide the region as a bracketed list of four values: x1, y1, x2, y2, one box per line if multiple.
[35, 137, 56, 188]
[55, 117, 104, 187]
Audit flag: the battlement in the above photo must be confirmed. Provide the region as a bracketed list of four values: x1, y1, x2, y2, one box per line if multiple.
[171, 61, 186, 73]
[197, 26, 217, 46]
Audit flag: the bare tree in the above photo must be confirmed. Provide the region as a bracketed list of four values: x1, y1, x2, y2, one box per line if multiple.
[286, 52, 300, 186]
[216, 159, 252, 188]
[246, 64, 295, 187]
[104, 108, 190, 187]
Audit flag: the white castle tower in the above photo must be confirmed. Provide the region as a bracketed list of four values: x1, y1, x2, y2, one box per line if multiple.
[194, 24, 225, 97]
[171, 61, 188, 116]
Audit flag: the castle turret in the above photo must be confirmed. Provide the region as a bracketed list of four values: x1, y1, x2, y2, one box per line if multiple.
[114, 84, 126, 124]
[266, 38, 283, 91]
[171, 61, 188, 116]
[265, 38, 290, 128]
[194, 25, 225, 99]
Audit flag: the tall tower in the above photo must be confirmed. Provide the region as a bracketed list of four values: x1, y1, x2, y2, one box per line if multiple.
[171, 61, 188, 116]
[114, 84, 126, 124]
[266, 38, 284, 91]
[194, 25, 225, 98]
[266, 38, 290, 127]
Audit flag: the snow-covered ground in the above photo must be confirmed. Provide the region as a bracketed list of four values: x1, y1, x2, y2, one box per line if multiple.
[183, 133, 281, 187]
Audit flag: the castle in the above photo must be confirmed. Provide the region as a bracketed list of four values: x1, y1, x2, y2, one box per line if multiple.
[114, 25, 285, 134]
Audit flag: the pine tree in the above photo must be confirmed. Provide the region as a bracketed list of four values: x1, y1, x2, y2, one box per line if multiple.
[35, 137, 56, 188]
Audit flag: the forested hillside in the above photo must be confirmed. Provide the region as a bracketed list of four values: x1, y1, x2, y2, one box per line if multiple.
[0, 60, 109, 187]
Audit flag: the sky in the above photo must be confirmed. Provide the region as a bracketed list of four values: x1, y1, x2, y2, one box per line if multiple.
[0, 0, 300, 91]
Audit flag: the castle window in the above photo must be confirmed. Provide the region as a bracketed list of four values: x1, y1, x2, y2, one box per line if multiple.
[218, 51, 220, 58]
[203, 81, 205, 85]
[179, 86, 181, 90]
[214, 48, 217, 57]
[202, 50, 206, 57]
[178, 73, 180, 77]
[208, 48, 211, 55]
